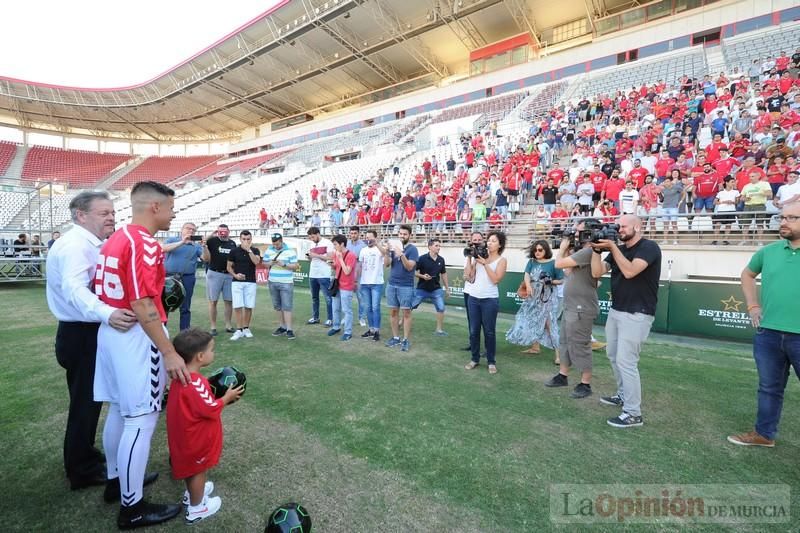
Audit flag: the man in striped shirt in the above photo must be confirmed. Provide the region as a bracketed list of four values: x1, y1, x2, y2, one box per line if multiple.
[262, 234, 299, 339]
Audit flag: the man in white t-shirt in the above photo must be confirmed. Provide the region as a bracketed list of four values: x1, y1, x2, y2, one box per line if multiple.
[618, 181, 640, 214]
[712, 176, 740, 245]
[358, 229, 390, 341]
[774, 171, 800, 209]
[306, 226, 335, 326]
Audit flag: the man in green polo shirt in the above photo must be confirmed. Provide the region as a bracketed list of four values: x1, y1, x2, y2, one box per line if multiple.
[728, 203, 800, 447]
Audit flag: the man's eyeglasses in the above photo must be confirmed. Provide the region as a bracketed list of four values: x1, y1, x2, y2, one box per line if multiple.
[778, 215, 799, 223]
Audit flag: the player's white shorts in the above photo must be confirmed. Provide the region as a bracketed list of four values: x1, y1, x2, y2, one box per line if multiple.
[94, 322, 167, 417]
[231, 281, 257, 309]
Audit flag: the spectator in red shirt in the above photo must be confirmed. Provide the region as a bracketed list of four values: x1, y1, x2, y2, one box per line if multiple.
[601, 172, 626, 208]
[712, 148, 738, 177]
[767, 156, 789, 195]
[627, 160, 649, 189]
[488, 209, 504, 230]
[735, 157, 766, 192]
[357, 205, 370, 226]
[547, 161, 565, 186]
[705, 134, 727, 163]
[653, 151, 674, 182]
[694, 163, 721, 213]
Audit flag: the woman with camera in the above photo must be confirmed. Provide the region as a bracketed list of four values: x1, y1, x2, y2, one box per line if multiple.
[464, 231, 508, 374]
[506, 240, 564, 363]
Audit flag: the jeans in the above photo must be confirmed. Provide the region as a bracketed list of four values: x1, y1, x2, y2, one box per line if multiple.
[605, 308, 654, 417]
[310, 277, 333, 321]
[753, 328, 800, 440]
[332, 289, 354, 335]
[355, 284, 367, 321]
[360, 284, 383, 330]
[464, 292, 472, 348]
[468, 295, 499, 365]
[177, 273, 195, 331]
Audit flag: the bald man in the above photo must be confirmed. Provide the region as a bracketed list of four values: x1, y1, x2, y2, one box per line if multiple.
[591, 215, 662, 428]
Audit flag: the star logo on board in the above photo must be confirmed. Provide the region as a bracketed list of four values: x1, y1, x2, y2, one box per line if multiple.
[720, 296, 743, 312]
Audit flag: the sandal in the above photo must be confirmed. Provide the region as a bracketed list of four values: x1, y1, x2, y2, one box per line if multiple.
[465, 361, 479, 370]
[488, 365, 498, 374]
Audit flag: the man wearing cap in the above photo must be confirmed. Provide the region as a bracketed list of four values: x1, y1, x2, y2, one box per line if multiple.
[262, 233, 299, 339]
[201, 224, 235, 336]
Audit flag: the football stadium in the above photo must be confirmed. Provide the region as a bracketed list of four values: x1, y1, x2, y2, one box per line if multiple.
[1, 0, 800, 530]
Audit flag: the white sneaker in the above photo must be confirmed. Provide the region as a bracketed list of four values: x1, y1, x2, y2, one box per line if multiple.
[359, 318, 367, 327]
[182, 481, 215, 506]
[242, 328, 253, 338]
[230, 330, 244, 341]
[185, 495, 221, 523]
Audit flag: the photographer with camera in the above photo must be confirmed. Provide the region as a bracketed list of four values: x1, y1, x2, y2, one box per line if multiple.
[162, 222, 203, 331]
[591, 214, 662, 428]
[543, 219, 602, 398]
[506, 240, 563, 361]
[461, 231, 484, 352]
[464, 231, 508, 374]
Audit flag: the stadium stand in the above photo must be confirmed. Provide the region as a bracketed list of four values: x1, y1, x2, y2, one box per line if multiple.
[111, 155, 221, 190]
[722, 23, 800, 72]
[0, 142, 18, 176]
[432, 92, 526, 125]
[178, 150, 291, 184]
[21, 146, 132, 187]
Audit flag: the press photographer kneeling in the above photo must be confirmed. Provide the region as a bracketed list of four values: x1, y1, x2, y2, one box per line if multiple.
[544, 219, 612, 398]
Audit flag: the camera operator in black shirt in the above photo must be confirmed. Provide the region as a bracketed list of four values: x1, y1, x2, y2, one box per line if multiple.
[591, 214, 661, 428]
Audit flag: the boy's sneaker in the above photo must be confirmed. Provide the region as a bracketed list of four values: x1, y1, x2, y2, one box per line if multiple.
[209, 329, 218, 337]
[307, 318, 320, 324]
[341, 333, 352, 341]
[185, 496, 222, 524]
[359, 318, 367, 327]
[600, 394, 624, 407]
[570, 383, 592, 399]
[182, 481, 215, 506]
[385, 336, 401, 348]
[727, 431, 775, 447]
[286, 330, 296, 340]
[434, 330, 448, 336]
[272, 327, 287, 337]
[230, 330, 244, 341]
[242, 328, 253, 338]
[400, 339, 410, 352]
[327, 328, 341, 336]
[324, 319, 333, 327]
[545, 373, 568, 387]
[361, 330, 374, 339]
[372, 331, 381, 342]
[607, 413, 643, 428]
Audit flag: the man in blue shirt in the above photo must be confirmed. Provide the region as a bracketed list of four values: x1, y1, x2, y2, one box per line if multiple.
[162, 222, 203, 330]
[385, 225, 419, 352]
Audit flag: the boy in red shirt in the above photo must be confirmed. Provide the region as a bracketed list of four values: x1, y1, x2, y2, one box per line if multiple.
[167, 329, 244, 523]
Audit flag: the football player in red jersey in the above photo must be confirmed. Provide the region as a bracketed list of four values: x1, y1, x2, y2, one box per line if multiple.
[94, 181, 188, 529]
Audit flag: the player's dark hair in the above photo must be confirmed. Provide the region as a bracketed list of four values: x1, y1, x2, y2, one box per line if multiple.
[307, 226, 321, 235]
[331, 234, 347, 246]
[399, 224, 412, 234]
[131, 181, 175, 198]
[349, 226, 360, 233]
[365, 229, 378, 238]
[173, 328, 213, 364]
[240, 230, 252, 237]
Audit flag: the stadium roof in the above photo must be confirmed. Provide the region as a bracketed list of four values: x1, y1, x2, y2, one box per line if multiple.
[0, 0, 631, 142]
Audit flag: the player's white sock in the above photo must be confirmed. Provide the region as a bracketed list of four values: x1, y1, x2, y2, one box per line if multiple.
[102, 403, 124, 480]
[118, 411, 159, 507]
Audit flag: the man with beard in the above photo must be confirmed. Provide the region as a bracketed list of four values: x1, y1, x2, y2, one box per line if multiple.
[591, 215, 662, 428]
[384, 225, 419, 352]
[201, 224, 236, 336]
[728, 204, 800, 447]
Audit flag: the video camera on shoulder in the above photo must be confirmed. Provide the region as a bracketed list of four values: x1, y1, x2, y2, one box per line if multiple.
[553, 220, 620, 250]
[463, 242, 489, 259]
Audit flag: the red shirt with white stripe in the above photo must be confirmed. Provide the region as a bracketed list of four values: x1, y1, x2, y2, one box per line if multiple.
[166, 373, 224, 479]
[95, 223, 167, 323]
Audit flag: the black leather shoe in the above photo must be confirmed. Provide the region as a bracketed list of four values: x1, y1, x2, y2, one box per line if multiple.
[69, 471, 107, 490]
[117, 500, 181, 530]
[104, 472, 159, 503]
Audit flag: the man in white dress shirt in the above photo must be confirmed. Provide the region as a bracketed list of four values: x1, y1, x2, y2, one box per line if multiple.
[46, 191, 137, 490]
